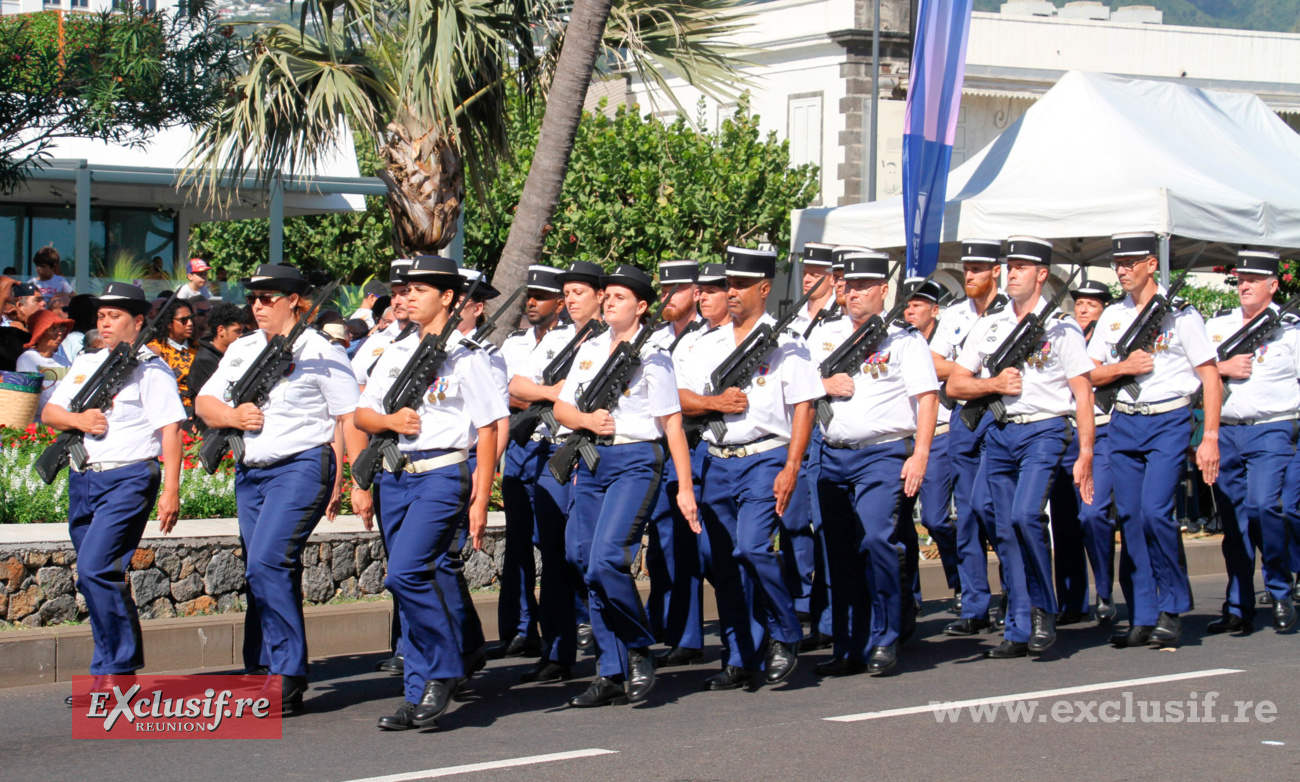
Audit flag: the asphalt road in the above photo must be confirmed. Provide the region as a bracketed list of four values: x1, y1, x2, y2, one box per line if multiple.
[4, 573, 1299, 782]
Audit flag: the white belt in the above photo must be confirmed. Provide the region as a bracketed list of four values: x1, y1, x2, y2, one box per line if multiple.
[708, 438, 788, 459]
[1003, 411, 1063, 425]
[530, 432, 566, 445]
[75, 458, 148, 473]
[1114, 398, 1190, 416]
[1222, 412, 1300, 427]
[934, 420, 950, 437]
[824, 432, 910, 450]
[403, 449, 470, 474]
[1070, 413, 1111, 428]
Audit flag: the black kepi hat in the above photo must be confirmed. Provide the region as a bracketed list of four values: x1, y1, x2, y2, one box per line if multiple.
[527, 265, 562, 294]
[242, 263, 311, 295]
[1112, 232, 1159, 258]
[1236, 249, 1280, 277]
[555, 260, 605, 289]
[905, 277, 946, 304]
[389, 259, 414, 285]
[831, 245, 871, 272]
[95, 281, 151, 316]
[1071, 279, 1113, 303]
[1005, 236, 1054, 265]
[402, 255, 463, 290]
[458, 268, 501, 299]
[725, 246, 777, 280]
[604, 264, 658, 302]
[842, 251, 890, 280]
[960, 239, 1001, 264]
[658, 260, 699, 285]
[697, 262, 727, 287]
[801, 243, 835, 267]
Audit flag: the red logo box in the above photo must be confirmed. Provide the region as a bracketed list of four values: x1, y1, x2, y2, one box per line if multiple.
[70, 675, 282, 739]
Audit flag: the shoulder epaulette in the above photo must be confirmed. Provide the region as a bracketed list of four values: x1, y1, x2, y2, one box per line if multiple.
[507, 328, 527, 338]
[1171, 296, 1192, 311]
[1283, 312, 1300, 326]
[1214, 307, 1234, 317]
[985, 299, 1009, 316]
[1051, 311, 1073, 321]
[458, 336, 483, 352]
[392, 323, 419, 342]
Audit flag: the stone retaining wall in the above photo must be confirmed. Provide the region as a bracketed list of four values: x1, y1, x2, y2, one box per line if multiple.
[0, 529, 517, 629]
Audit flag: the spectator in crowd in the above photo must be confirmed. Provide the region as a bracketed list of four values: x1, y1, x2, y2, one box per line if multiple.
[60, 294, 99, 363]
[191, 297, 212, 342]
[81, 329, 103, 353]
[4, 282, 46, 330]
[16, 309, 73, 421]
[28, 247, 74, 302]
[148, 299, 199, 412]
[2, 267, 14, 276]
[49, 292, 71, 319]
[186, 302, 247, 413]
[350, 280, 389, 328]
[0, 277, 27, 370]
[177, 258, 214, 301]
[374, 304, 395, 333]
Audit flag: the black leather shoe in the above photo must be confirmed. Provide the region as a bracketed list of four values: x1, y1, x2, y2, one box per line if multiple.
[1206, 612, 1252, 635]
[814, 657, 869, 677]
[521, 659, 572, 683]
[704, 666, 756, 691]
[985, 640, 1029, 659]
[568, 676, 628, 707]
[375, 655, 403, 674]
[377, 701, 418, 731]
[1111, 625, 1153, 647]
[1056, 610, 1088, 627]
[626, 648, 655, 702]
[1028, 608, 1056, 654]
[867, 644, 898, 675]
[1095, 597, 1117, 623]
[485, 634, 542, 659]
[1259, 592, 1275, 607]
[800, 631, 834, 651]
[654, 646, 704, 668]
[1148, 613, 1181, 647]
[1293, 581, 1300, 604]
[944, 617, 992, 636]
[242, 665, 271, 675]
[764, 640, 798, 684]
[952, 590, 963, 614]
[280, 675, 308, 715]
[462, 648, 487, 678]
[1274, 597, 1297, 631]
[576, 623, 594, 651]
[412, 679, 457, 727]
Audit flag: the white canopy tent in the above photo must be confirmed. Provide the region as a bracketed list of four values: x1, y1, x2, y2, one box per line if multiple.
[791, 70, 1300, 271]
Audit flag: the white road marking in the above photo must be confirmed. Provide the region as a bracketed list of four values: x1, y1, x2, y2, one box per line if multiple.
[825, 668, 1246, 723]
[337, 749, 618, 782]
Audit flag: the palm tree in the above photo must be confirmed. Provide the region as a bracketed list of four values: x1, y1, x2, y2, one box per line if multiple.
[184, 0, 750, 263]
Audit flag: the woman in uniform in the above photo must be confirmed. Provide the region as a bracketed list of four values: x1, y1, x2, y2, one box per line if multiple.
[555, 265, 698, 708]
[195, 264, 362, 713]
[43, 282, 186, 702]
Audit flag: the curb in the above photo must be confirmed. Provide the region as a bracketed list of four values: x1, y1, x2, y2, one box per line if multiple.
[0, 537, 1226, 690]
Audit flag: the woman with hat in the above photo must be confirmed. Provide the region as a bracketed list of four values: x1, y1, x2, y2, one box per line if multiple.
[17, 309, 74, 422]
[195, 263, 363, 713]
[555, 264, 698, 708]
[43, 282, 186, 699]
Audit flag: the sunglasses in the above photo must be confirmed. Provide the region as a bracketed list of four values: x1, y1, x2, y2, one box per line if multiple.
[245, 292, 288, 306]
[174, 315, 193, 323]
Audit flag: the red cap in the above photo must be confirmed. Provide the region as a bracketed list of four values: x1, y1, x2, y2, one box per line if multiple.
[187, 258, 211, 274]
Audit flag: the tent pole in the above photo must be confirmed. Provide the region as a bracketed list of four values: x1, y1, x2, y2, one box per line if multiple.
[1159, 233, 1170, 287]
[75, 161, 90, 292]
[269, 173, 284, 265]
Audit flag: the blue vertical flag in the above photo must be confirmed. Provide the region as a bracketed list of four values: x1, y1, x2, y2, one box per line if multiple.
[902, 0, 973, 276]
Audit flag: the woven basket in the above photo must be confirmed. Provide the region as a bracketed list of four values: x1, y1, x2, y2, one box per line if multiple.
[0, 371, 43, 429]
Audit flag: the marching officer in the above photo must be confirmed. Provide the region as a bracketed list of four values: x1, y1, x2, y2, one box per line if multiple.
[1205, 250, 1300, 634]
[645, 260, 707, 667]
[352, 259, 413, 383]
[934, 241, 1009, 636]
[44, 282, 185, 701]
[792, 242, 839, 334]
[354, 255, 508, 730]
[1088, 232, 1221, 649]
[807, 251, 940, 675]
[557, 265, 698, 707]
[680, 247, 822, 690]
[1050, 279, 1119, 624]
[899, 277, 962, 613]
[947, 238, 1096, 658]
[196, 264, 362, 712]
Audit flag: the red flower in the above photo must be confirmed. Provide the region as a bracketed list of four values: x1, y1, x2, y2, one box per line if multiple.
[1286, 273, 1294, 283]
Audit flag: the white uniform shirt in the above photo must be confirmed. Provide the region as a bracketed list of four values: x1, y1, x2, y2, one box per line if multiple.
[359, 335, 509, 452]
[452, 330, 509, 399]
[199, 330, 358, 464]
[671, 321, 722, 379]
[790, 299, 837, 339]
[931, 294, 1008, 362]
[1206, 305, 1300, 421]
[680, 314, 823, 445]
[47, 349, 186, 464]
[1088, 285, 1216, 403]
[808, 317, 939, 444]
[557, 327, 680, 442]
[351, 321, 409, 384]
[956, 295, 1093, 418]
[519, 322, 603, 438]
[502, 325, 559, 381]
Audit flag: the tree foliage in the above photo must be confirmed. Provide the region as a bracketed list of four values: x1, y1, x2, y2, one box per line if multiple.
[0, 4, 240, 194]
[466, 96, 821, 278]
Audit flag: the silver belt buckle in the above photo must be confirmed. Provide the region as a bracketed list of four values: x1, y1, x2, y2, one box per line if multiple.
[530, 432, 544, 443]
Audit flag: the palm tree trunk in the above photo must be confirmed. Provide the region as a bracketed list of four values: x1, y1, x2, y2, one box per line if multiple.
[486, 0, 615, 339]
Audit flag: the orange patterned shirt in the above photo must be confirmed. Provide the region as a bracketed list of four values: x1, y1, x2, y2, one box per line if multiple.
[149, 339, 198, 408]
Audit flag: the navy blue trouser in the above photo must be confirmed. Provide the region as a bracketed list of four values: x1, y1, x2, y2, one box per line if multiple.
[499, 440, 542, 643]
[985, 417, 1071, 641]
[949, 406, 1000, 620]
[646, 450, 704, 651]
[236, 445, 334, 679]
[805, 430, 833, 638]
[900, 430, 961, 607]
[1109, 408, 1195, 626]
[69, 460, 160, 675]
[1214, 421, 1296, 619]
[699, 446, 802, 671]
[376, 453, 471, 702]
[780, 462, 816, 618]
[1050, 422, 1116, 614]
[566, 441, 665, 679]
[1280, 445, 1300, 576]
[446, 454, 486, 656]
[533, 447, 582, 666]
[817, 439, 909, 658]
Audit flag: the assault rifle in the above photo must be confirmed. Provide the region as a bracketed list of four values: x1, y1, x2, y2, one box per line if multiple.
[350, 279, 481, 490]
[471, 285, 525, 344]
[1216, 294, 1300, 362]
[507, 319, 608, 446]
[197, 279, 342, 473]
[1093, 265, 1194, 413]
[815, 265, 929, 428]
[684, 277, 826, 444]
[547, 301, 669, 483]
[958, 267, 1081, 431]
[35, 290, 181, 484]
